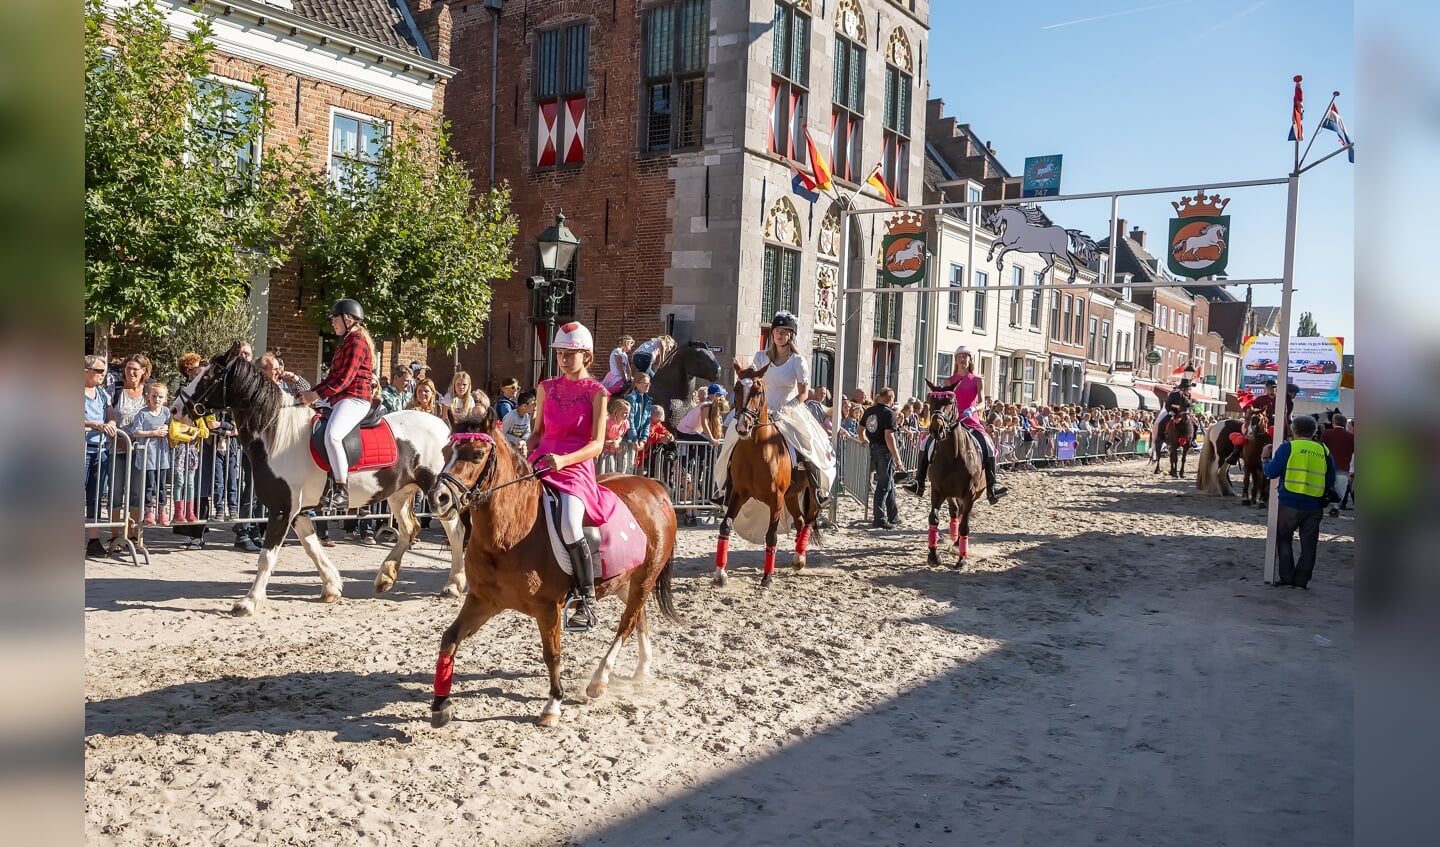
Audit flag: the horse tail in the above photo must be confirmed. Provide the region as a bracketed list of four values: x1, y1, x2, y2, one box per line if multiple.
[651, 556, 681, 623]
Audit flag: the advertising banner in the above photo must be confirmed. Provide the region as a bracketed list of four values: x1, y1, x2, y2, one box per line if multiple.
[1239, 336, 1345, 402]
[1055, 432, 1077, 460]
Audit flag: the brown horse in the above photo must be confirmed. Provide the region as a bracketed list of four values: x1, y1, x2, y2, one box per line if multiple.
[1240, 411, 1270, 507]
[713, 363, 820, 588]
[1153, 411, 1196, 478]
[425, 416, 680, 728]
[920, 380, 987, 569]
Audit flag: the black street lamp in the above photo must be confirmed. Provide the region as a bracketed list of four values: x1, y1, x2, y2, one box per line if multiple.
[1183, 361, 1197, 383]
[527, 213, 581, 380]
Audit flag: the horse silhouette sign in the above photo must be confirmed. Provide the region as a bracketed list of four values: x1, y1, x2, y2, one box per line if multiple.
[881, 211, 929, 286]
[1167, 191, 1231, 279]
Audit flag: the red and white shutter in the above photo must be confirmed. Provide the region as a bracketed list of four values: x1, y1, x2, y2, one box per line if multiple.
[537, 102, 559, 168]
[563, 98, 586, 164]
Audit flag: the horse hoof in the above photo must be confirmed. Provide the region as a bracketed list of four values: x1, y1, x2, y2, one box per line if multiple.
[537, 711, 560, 728]
[954, 556, 968, 571]
[373, 573, 396, 594]
[712, 569, 727, 587]
[927, 551, 942, 568]
[586, 681, 608, 699]
[321, 590, 342, 605]
[431, 699, 454, 728]
[791, 554, 806, 571]
[439, 583, 464, 600]
[760, 573, 773, 589]
[230, 600, 255, 617]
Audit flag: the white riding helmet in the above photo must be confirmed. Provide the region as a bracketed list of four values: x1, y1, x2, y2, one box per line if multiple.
[551, 321, 594, 351]
[955, 345, 975, 358]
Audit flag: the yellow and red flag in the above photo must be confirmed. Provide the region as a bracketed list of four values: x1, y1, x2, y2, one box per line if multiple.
[804, 128, 833, 192]
[866, 166, 899, 207]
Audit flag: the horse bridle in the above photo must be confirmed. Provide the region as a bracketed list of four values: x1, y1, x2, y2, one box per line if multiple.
[184, 358, 236, 416]
[435, 433, 547, 511]
[734, 379, 774, 438]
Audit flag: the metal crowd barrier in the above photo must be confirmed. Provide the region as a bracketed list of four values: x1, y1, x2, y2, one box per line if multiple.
[84, 428, 145, 565]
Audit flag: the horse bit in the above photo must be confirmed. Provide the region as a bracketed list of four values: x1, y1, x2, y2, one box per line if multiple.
[436, 432, 549, 509]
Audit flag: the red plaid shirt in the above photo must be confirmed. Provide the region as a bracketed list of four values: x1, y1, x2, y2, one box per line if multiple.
[313, 330, 374, 404]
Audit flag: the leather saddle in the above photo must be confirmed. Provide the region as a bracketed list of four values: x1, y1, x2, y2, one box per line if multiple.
[308, 403, 398, 473]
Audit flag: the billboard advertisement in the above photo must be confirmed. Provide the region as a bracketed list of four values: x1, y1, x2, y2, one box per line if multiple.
[1239, 336, 1345, 402]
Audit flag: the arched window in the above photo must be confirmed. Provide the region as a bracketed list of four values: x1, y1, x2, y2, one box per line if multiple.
[831, 0, 867, 182]
[881, 28, 913, 202]
[762, 198, 802, 322]
[768, 1, 811, 161]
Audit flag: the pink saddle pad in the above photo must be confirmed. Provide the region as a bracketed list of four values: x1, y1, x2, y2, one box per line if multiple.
[595, 497, 648, 579]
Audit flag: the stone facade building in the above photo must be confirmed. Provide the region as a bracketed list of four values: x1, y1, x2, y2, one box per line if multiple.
[432, 0, 930, 394]
[97, 0, 457, 380]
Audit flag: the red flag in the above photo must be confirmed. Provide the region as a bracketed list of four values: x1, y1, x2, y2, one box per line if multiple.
[785, 157, 816, 191]
[1288, 74, 1304, 141]
[1237, 389, 1256, 409]
[803, 128, 833, 192]
[866, 166, 899, 207]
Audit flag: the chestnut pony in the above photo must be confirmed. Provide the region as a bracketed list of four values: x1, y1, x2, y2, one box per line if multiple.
[425, 415, 679, 728]
[920, 380, 986, 569]
[1154, 411, 1196, 478]
[713, 363, 820, 588]
[1240, 411, 1270, 507]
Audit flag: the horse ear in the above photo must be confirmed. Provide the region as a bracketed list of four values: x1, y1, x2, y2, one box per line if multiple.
[925, 378, 941, 394]
[732, 360, 743, 376]
[755, 363, 770, 377]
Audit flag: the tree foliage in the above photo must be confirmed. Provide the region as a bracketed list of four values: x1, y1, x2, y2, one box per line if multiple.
[298, 124, 517, 354]
[85, 0, 300, 338]
[142, 300, 256, 388]
[1297, 311, 1321, 337]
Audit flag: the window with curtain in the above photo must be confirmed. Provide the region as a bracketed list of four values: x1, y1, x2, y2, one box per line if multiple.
[831, 12, 865, 183]
[1023, 359, 1036, 403]
[768, 1, 810, 161]
[881, 60, 911, 201]
[643, 0, 709, 152]
[329, 110, 388, 191]
[1087, 316, 1099, 361]
[761, 243, 800, 320]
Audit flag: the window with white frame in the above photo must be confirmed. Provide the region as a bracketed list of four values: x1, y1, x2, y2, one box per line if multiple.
[1023, 359, 1036, 403]
[535, 23, 589, 168]
[1073, 298, 1086, 347]
[972, 270, 988, 329]
[1009, 266, 1023, 325]
[968, 186, 982, 223]
[194, 78, 260, 176]
[936, 351, 953, 379]
[947, 263, 963, 325]
[329, 110, 388, 190]
[769, 1, 810, 162]
[643, 0, 709, 152]
[831, 0, 866, 182]
[1102, 319, 1112, 364]
[1030, 271, 1043, 327]
[1062, 294, 1073, 344]
[1087, 315, 1100, 361]
[1050, 288, 1061, 339]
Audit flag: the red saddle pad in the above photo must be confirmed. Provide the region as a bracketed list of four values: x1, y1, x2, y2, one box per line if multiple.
[309, 416, 399, 473]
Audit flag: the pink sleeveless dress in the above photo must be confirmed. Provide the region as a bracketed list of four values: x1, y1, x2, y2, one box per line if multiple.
[945, 373, 987, 433]
[535, 376, 618, 525]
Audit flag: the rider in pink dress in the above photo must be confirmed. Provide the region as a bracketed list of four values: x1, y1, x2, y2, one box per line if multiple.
[528, 321, 618, 631]
[908, 345, 1008, 504]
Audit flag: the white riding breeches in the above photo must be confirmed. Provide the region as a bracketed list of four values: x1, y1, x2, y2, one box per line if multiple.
[557, 492, 585, 546]
[324, 397, 373, 484]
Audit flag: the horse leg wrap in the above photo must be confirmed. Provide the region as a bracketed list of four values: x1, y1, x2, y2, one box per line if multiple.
[434, 653, 455, 698]
[958, 536, 970, 557]
[949, 518, 960, 544]
[795, 525, 812, 555]
[927, 525, 940, 549]
[763, 546, 777, 575]
[715, 535, 729, 570]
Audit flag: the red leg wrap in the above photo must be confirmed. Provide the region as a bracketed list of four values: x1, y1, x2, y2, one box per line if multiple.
[796, 525, 812, 555]
[434, 653, 455, 698]
[958, 535, 970, 557]
[949, 518, 960, 543]
[763, 546, 777, 575]
[715, 536, 729, 570]
[927, 525, 940, 548]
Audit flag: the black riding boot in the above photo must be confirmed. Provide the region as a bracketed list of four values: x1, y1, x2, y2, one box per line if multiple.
[325, 478, 350, 513]
[983, 456, 1008, 505]
[908, 448, 930, 496]
[804, 462, 831, 508]
[564, 540, 597, 631]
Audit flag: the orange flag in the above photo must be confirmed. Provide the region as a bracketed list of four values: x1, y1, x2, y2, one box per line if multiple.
[866, 166, 899, 207]
[803, 128, 833, 192]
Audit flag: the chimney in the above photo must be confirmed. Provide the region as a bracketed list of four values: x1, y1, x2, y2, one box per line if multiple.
[1129, 226, 1146, 248]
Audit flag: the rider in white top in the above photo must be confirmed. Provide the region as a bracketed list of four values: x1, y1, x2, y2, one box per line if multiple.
[711, 311, 837, 507]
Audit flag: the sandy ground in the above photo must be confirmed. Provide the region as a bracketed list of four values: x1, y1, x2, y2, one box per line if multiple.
[85, 458, 1353, 846]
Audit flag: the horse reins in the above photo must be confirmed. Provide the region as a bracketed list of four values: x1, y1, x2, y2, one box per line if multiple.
[437, 432, 548, 510]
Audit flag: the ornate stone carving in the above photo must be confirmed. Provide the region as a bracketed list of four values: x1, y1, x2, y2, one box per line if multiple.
[815, 263, 837, 332]
[818, 210, 840, 258]
[764, 196, 802, 247]
[835, 0, 866, 41]
[887, 27, 912, 72]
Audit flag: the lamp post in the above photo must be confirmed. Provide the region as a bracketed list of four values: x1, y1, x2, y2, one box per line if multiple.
[1183, 361, 1196, 383]
[527, 213, 581, 380]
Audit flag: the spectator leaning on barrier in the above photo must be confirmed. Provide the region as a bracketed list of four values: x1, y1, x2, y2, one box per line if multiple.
[106, 354, 150, 548]
[85, 355, 117, 557]
[1262, 414, 1337, 589]
[127, 382, 172, 527]
[623, 374, 654, 449]
[258, 352, 311, 400]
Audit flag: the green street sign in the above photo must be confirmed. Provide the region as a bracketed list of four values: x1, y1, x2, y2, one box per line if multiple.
[1146, 350, 1162, 365]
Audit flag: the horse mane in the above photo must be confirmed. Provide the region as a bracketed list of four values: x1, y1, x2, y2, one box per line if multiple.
[216, 354, 283, 439]
[451, 412, 538, 550]
[1019, 205, 1053, 226]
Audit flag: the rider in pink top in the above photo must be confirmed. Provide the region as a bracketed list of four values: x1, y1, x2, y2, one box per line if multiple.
[528, 321, 618, 631]
[909, 345, 1008, 504]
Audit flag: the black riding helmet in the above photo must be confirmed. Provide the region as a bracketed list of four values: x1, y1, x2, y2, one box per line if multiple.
[1178, 378, 1192, 391]
[770, 311, 799, 332]
[330, 298, 365, 321]
[1265, 377, 1277, 387]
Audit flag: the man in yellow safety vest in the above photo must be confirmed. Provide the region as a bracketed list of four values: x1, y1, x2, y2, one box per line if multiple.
[1262, 414, 1338, 589]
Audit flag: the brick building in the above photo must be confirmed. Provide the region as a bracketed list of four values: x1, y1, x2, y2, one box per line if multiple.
[433, 0, 931, 394]
[95, 0, 457, 380]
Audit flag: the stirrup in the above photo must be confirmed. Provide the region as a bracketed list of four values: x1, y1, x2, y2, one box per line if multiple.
[562, 593, 596, 633]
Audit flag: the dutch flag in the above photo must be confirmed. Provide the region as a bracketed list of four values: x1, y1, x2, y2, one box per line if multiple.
[1319, 103, 1354, 163]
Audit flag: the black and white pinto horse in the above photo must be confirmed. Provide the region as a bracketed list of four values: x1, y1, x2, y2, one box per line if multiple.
[175, 343, 465, 616]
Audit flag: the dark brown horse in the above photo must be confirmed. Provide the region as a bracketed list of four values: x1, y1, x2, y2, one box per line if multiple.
[713, 363, 820, 588]
[1240, 411, 1270, 506]
[1154, 411, 1196, 478]
[425, 416, 679, 728]
[920, 380, 986, 569]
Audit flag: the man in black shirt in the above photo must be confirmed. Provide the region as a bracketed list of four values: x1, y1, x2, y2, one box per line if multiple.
[861, 388, 907, 529]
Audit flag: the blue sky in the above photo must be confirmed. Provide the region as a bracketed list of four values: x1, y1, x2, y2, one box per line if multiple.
[926, 0, 1355, 349]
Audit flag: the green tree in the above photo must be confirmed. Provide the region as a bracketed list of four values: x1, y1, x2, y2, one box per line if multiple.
[1297, 311, 1321, 337]
[85, 0, 300, 355]
[297, 123, 517, 356]
[143, 301, 256, 388]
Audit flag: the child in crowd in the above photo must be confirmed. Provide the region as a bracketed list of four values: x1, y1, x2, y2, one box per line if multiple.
[127, 382, 172, 526]
[603, 335, 634, 395]
[636, 405, 675, 477]
[599, 398, 631, 474]
[500, 390, 536, 454]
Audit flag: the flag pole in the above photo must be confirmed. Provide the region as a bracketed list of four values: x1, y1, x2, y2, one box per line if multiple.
[1299, 90, 1339, 169]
